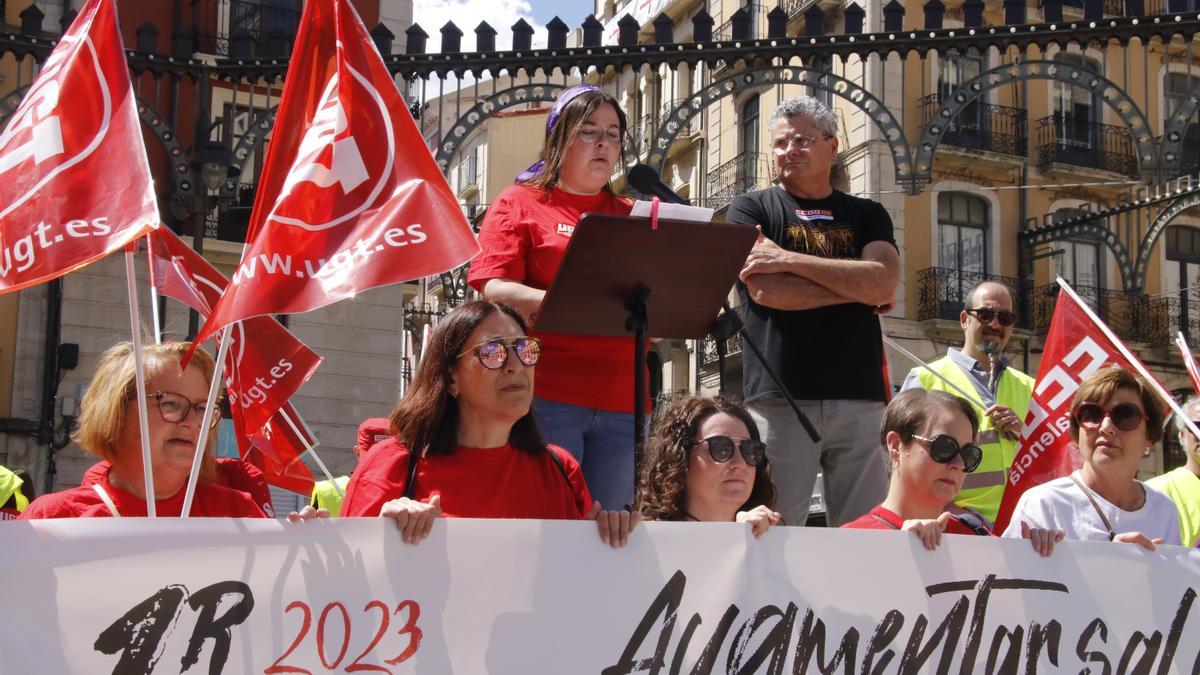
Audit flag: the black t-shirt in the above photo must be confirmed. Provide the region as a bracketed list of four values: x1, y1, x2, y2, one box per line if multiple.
[727, 186, 896, 403]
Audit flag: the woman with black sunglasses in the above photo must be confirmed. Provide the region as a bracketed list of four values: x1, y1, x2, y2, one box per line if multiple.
[842, 389, 1006, 549]
[1002, 366, 1180, 553]
[341, 300, 638, 548]
[635, 397, 781, 537]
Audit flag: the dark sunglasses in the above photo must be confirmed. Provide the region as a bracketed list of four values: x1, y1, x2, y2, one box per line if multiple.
[458, 337, 541, 370]
[688, 435, 767, 466]
[912, 434, 983, 473]
[1074, 402, 1147, 432]
[966, 307, 1016, 327]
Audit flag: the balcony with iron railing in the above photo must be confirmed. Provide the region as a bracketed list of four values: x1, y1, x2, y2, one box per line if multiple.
[699, 333, 742, 367]
[918, 94, 1028, 159]
[1143, 295, 1200, 347]
[1031, 283, 1174, 343]
[1035, 114, 1139, 177]
[714, 4, 768, 41]
[705, 152, 772, 212]
[193, 0, 301, 57]
[917, 268, 1032, 328]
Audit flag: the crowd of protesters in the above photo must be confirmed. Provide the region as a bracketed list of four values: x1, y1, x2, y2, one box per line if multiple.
[7, 92, 1198, 556]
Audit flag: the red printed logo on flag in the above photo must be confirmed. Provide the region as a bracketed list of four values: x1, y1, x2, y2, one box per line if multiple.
[0, 0, 157, 293]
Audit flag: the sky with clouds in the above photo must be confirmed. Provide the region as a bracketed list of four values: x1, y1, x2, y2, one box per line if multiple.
[411, 0, 599, 51]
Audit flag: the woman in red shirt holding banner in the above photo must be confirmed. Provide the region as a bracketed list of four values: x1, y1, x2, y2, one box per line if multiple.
[341, 301, 637, 548]
[467, 85, 640, 513]
[20, 342, 266, 519]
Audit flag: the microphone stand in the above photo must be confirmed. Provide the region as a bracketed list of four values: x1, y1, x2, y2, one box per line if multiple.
[710, 302, 821, 443]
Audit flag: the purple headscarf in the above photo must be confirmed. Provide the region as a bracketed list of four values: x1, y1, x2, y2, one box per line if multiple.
[515, 84, 603, 184]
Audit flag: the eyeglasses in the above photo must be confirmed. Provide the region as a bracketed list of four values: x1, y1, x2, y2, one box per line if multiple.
[911, 434, 983, 473]
[772, 134, 833, 151]
[1074, 402, 1148, 432]
[966, 307, 1017, 327]
[458, 337, 542, 370]
[687, 435, 767, 466]
[146, 391, 220, 428]
[576, 125, 622, 145]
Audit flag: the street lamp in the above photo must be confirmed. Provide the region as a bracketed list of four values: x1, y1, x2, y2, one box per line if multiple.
[186, 138, 236, 339]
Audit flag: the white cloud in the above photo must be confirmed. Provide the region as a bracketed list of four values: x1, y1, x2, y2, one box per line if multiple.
[412, 0, 548, 52]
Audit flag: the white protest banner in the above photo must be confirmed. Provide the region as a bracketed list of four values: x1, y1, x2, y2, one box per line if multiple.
[2, 519, 1199, 673]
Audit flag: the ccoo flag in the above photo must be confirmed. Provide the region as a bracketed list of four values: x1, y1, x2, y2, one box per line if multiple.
[192, 0, 478, 348]
[0, 0, 158, 293]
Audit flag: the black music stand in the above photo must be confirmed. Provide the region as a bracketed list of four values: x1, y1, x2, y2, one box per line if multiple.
[534, 213, 759, 454]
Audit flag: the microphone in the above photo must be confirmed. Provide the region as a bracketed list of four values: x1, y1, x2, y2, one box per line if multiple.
[980, 339, 1000, 393]
[627, 164, 689, 205]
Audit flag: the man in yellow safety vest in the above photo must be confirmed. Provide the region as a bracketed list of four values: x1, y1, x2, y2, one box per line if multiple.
[900, 281, 1034, 525]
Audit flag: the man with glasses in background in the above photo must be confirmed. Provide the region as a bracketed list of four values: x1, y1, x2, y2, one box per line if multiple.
[901, 281, 1035, 526]
[1148, 396, 1200, 547]
[729, 96, 900, 528]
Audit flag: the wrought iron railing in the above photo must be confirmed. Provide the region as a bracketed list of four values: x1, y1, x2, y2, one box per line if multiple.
[714, 4, 768, 41]
[1030, 283, 1172, 343]
[705, 152, 772, 211]
[193, 0, 301, 57]
[916, 267, 1032, 328]
[1146, 295, 1200, 347]
[658, 98, 700, 136]
[918, 94, 1028, 158]
[1035, 114, 1139, 177]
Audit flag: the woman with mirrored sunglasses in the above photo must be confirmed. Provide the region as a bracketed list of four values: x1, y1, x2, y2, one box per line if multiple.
[636, 396, 781, 538]
[342, 301, 639, 548]
[1002, 366, 1179, 554]
[841, 389, 1056, 552]
[467, 85, 646, 515]
[20, 342, 267, 519]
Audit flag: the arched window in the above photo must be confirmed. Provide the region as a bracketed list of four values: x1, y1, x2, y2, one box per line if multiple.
[1051, 208, 1103, 306]
[739, 94, 761, 190]
[938, 192, 990, 275]
[1165, 72, 1200, 177]
[939, 48, 985, 143]
[1053, 53, 1101, 151]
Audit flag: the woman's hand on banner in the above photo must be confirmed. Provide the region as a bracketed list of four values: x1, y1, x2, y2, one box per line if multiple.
[902, 512, 951, 551]
[1113, 531, 1163, 551]
[736, 505, 782, 539]
[590, 502, 641, 549]
[286, 505, 330, 523]
[1020, 521, 1066, 557]
[381, 495, 443, 544]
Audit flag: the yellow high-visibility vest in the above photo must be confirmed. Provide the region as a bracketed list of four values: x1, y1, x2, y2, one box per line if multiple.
[310, 475, 351, 517]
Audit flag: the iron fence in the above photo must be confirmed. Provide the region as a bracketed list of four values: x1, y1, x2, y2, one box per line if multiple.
[916, 267, 1032, 328]
[699, 333, 742, 366]
[1030, 283, 1172, 343]
[1035, 114, 1139, 177]
[918, 94, 1028, 158]
[715, 3, 769, 41]
[705, 152, 772, 212]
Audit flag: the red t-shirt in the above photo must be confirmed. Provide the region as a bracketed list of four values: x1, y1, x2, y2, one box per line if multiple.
[467, 184, 643, 413]
[20, 467, 266, 519]
[841, 505, 994, 536]
[81, 458, 275, 518]
[341, 437, 594, 520]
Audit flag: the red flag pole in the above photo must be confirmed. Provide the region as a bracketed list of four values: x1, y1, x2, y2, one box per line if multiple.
[277, 406, 343, 497]
[1056, 277, 1200, 442]
[124, 244, 156, 516]
[180, 325, 233, 518]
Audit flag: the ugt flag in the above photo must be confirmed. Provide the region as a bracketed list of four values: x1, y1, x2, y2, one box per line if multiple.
[994, 280, 1149, 531]
[192, 0, 478, 348]
[147, 228, 319, 492]
[0, 0, 157, 293]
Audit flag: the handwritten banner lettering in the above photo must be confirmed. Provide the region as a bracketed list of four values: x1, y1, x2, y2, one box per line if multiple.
[1, 520, 1198, 673]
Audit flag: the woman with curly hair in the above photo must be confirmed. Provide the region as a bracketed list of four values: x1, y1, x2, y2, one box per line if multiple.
[635, 396, 781, 537]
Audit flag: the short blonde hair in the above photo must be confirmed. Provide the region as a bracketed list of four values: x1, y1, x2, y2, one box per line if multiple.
[72, 342, 218, 481]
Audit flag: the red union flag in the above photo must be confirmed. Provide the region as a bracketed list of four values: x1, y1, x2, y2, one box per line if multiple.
[192, 0, 478, 348]
[148, 229, 320, 492]
[0, 0, 157, 293]
[241, 403, 318, 496]
[994, 283, 1153, 531]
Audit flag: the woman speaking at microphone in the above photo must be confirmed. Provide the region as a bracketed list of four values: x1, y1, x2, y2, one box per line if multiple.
[467, 84, 640, 512]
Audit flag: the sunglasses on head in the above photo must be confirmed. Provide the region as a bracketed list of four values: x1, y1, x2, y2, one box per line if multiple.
[687, 435, 767, 467]
[966, 307, 1016, 327]
[1074, 402, 1147, 432]
[458, 337, 542, 370]
[911, 434, 983, 473]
